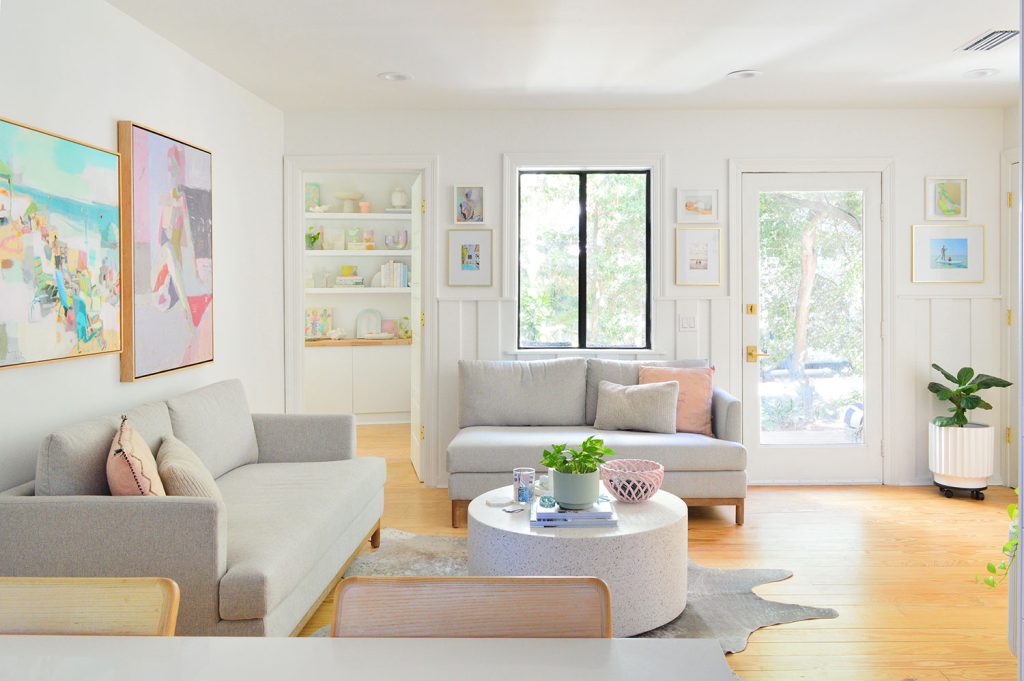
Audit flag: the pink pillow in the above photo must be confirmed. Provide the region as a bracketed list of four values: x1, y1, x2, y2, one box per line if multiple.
[639, 366, 715, 436]
[107, 416, 166, 496]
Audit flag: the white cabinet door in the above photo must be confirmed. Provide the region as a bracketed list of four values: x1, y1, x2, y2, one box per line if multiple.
[303, 346, 354, 415]
[353, 346, 411, 414]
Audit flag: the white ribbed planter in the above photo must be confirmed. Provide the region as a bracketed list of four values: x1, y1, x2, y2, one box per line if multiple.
[928, 422, 994, 490]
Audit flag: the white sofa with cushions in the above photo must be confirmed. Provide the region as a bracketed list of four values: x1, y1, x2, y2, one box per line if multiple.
[448, 357, 746, 527]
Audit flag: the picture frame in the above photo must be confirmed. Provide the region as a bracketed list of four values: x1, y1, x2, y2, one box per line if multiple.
[118, 121, 214, 381]
[911, 224, 984, 283]
[0, 116, 122, 371]
[675, 227, 721, 286]
[454, 185, 484, 223]
[925, 177, 968, 221]
[448, 228, 493, 286]
[676, 188, 718, 223]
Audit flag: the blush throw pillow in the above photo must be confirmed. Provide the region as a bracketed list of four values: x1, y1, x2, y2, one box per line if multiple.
[593, 380, 679, 434]
[107, 416, 166, 496]
[639, 366, 715, 436]
[157, 436, 223, 501]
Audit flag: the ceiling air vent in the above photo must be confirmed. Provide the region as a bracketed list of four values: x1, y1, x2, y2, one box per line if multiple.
[958, 30, 1020, 51]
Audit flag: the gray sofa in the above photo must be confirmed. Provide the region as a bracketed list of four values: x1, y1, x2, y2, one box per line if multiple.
[448, 358, 745, 526]
[0, 379, 385, 636]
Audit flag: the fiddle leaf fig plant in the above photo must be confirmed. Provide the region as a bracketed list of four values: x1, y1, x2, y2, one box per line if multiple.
[978, 490, 1018, 588]
[540, 436, 615, 474]
[927, 363, 1012, 427]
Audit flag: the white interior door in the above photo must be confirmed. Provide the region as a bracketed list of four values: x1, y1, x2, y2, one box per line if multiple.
[741, 172, 884, 483]
[409, 175, 424, 479]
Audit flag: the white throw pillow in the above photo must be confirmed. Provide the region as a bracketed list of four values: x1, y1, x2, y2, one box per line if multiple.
[593, 380, 679, 434]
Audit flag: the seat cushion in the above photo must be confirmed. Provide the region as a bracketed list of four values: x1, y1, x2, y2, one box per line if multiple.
[447, 426, 746, 474]
[216, 457, 387, 621]
[167, 380, 258, 479]
[585, 358, 709, 425]
[459, 358, 587, 428]
[35, 401, 173, 496]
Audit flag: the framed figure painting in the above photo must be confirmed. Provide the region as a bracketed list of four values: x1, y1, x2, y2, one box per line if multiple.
[0, 117, 121, 370]
[118, 121, 213, 381]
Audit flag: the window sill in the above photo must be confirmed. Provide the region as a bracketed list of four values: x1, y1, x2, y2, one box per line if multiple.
[503, 348, 669, 357]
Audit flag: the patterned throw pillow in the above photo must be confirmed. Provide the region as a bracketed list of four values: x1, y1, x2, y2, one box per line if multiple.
[107, 416, 166, 496]
[157, 436, 223, 501]
[639, 366, 716, 437]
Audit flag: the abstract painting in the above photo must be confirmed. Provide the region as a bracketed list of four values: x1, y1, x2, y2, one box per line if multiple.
[454, 185, 483, 223]
[677, 189, 718, 223]
[912, 224, 983, 283]
[304, 307, 332, 339]
[448, 229, 492, 286]
[925, 177, 967, 221]
[675, 227, 721, 286]
[119, 122, 212, 381]
[0, 117, 121, 370]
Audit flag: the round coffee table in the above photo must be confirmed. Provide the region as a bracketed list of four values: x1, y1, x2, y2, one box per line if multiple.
[467, 485, 688, 637]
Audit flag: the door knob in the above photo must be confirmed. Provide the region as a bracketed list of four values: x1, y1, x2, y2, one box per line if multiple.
[746, 346, 770, 363]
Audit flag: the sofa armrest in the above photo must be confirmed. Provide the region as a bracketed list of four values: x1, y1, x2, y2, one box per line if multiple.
[712, 387, 742, 443]
[0, 495, 226, 636]
[252, 413, 356, 463]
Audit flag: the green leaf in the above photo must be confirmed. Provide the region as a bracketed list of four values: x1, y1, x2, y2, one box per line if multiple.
[969, 374, 1013, 390]
[984, 576, 997, 588]
[957, 367, 975, 385]
[932, 363, 959, 384]
[927, 382, 952, 396]
[987, 562, 997, 574]
[1009, 504, 1018, 520]
[999, 562, 1007, 570]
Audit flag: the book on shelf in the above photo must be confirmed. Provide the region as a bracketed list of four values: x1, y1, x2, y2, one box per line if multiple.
[529, 498, 618, 528]
[379, 260, 410, 288]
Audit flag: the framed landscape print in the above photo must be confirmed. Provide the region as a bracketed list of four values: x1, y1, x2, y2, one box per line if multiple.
[118, 121, 213, 381]
[925, 177, 967, 221]
[448, 228, 493, 286]
[454, 185, 484, 223]
[675, 227, 721, 286]
[911, 224, 984, 283]
[676, 188, 718, 223]
[0, 117, 121, 370]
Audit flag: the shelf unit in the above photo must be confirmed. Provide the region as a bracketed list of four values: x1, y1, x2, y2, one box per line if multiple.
[305, 287, 411, 294]
[305, 250, 410, 258]
[305, 338, 412, 348]
[305, 212, 412, 221]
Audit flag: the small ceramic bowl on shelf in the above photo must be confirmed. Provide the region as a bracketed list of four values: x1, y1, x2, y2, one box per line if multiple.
[599, 459, 664, 503]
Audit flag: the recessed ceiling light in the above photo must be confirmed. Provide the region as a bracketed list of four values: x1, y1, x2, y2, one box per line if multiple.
[727, 70, 762, 80]
[964, 68, 999, 79]
[377, 71, 412, 82]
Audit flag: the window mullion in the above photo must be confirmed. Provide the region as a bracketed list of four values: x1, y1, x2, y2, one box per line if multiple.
[578, 172, 587, 349]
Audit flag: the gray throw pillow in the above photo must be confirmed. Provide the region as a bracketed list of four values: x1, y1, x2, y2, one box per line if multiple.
[156, 436, 223, 501]
[593, 380, 679, 434]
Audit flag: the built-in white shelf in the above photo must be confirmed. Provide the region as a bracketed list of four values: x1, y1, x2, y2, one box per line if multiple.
[305, 212, 412, 221]
[305, 287, 412, 295]
[305, 250, 411, 258]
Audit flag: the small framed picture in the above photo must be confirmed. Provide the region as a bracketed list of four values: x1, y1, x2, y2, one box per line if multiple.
[925, 177, 968, 221]
[454, 185, 484, 223]
[675, 227, 721, 286]
[911, 224, 984, 283]
[448, 228, 493, 286]
[677, 189, 718, 223]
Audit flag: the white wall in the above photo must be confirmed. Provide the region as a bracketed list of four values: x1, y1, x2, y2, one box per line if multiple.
[0, 0, 285, 490]
[287, 107, 1008, 486]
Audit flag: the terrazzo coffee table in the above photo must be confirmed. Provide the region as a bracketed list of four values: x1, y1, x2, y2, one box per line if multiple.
[467, 484, 688, 637]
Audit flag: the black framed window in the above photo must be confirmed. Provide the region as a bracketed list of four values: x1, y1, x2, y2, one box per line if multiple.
[518, 170, 651, 349]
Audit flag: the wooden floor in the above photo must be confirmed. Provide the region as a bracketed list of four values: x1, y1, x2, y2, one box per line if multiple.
[303, 424, 1019, 680]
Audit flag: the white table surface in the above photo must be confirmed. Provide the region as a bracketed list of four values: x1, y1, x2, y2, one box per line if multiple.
[0, 636, 736, 681]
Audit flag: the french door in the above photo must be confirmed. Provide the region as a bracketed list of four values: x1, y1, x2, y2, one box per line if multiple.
[741, 172, 884, 483]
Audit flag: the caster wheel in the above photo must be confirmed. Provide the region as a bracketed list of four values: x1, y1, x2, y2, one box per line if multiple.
[944, 489, 954, 498]
[977, 492, 985, 500]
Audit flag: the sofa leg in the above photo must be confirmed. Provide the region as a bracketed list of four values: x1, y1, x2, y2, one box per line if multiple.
[370, 522, 381, 549]
[452, 500, 469, 529]
[735, 499, 745, 526]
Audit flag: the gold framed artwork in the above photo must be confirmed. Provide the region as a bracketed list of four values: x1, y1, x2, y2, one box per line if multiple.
[448, 228, 493, 286]
[118, 121, 213, 381]
[675, 227, 721, 286]
[925, 176, 968, 221]
[0, 116, 122, 371]
[911, 224, 984, 283]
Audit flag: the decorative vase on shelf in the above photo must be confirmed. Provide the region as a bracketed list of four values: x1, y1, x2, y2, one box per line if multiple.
[390, 187, 409, 209]
[551, 470, 600, 510]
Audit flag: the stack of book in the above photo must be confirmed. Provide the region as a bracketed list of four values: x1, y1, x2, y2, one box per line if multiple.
[380, 260, 410, 288]
[529, 498, 618, 529]
[334, 275, 365, 287]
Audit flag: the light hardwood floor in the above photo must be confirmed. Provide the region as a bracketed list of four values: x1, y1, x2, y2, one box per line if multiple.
[303, 424, 1018, 680]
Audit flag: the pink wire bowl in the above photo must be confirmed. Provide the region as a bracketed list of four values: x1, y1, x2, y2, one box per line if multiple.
[600, 459, 665, 503]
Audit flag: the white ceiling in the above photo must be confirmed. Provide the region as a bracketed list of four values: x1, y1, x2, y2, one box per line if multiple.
[107, 0, 1020, 111]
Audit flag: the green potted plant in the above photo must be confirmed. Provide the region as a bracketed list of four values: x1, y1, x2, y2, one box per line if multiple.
[927, 364, 1012, 499]
[540, 436, 615, 509]
[305, 227, 322, 250]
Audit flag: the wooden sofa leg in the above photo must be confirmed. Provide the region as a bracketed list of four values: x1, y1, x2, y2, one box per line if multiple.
[370, 522, 381, 548]
[452, 500, 469, 529]
[735, 499, 745, 526]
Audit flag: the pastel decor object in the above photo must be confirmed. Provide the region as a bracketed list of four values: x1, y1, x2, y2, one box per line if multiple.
[639, 365, 715, 436]
[551, 469, 600, 510]
[304, 182, 320, 211]
[359, 201, 371, 214]
[600, 459, 664, 503]
[305, 307, 332, 339]
[107, 417, 166, 497]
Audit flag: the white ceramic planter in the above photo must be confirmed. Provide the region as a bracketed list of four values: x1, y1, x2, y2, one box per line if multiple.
[928, 422, 994, 490]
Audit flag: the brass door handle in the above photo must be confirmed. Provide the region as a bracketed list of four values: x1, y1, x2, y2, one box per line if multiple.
[746, 346, 770, 363]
